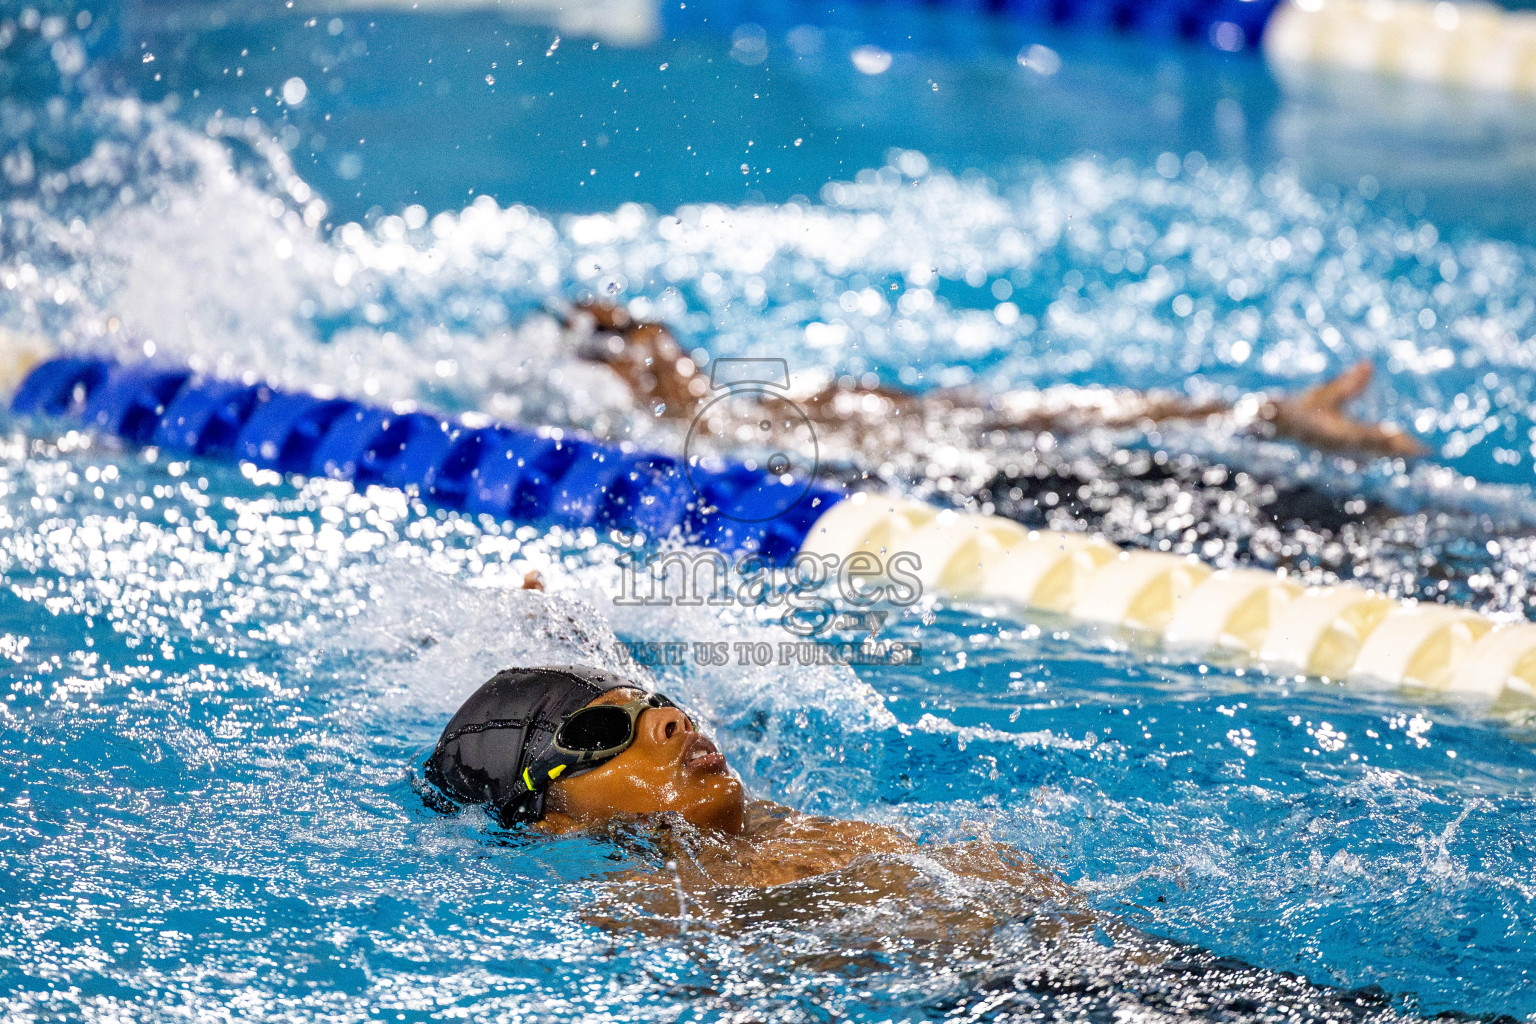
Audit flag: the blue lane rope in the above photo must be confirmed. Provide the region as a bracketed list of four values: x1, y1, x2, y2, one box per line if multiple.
[666, 0, 1285, 53]
[991, 0, 1282, 48]
[11, 356, 845, 564]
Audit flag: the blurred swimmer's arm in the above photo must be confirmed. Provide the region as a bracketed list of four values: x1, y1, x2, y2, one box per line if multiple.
[567, 301, 1427, 459]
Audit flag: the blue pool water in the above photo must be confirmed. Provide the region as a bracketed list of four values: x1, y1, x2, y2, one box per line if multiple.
[5, 2, 1536, 1020]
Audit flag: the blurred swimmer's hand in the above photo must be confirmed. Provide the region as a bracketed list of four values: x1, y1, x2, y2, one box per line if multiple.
[564, 300, 707, 420]
[1265, 361, 1428, 459]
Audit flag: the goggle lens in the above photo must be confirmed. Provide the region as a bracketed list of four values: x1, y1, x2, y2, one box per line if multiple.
[556, 705, 634, 752]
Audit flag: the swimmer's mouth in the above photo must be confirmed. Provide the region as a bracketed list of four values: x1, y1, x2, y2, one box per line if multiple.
[681, 733, 727, 774]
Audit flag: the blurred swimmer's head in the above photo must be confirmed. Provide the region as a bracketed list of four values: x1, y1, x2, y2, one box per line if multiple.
[424, 665, 744, 833]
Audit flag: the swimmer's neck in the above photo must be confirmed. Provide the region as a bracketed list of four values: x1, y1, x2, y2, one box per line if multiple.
[537, 800, 917, 871]
[535, 801, 768, 837]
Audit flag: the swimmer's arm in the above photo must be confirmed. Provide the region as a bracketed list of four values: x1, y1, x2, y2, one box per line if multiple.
[1261, 360, 1427, 458]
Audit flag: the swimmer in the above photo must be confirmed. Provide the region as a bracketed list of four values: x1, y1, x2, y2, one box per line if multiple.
[421, 575, 1420, 1018]
[564, 300, 1427, 459]
[421, 651, 1405, 1021]
[424, 659, 1069, 892]
[425, 574, 1077, 897]
[449, 574, 919, 885]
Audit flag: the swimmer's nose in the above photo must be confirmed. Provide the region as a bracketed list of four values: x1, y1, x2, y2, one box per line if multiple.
[641, 705, 693, 746]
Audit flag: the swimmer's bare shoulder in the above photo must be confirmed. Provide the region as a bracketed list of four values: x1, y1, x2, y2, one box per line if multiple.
[583, 800, 1107, 956]
[603, 798, 1071, 900]
[722, 799, 919, 886]
[738, 800, 1069, 894]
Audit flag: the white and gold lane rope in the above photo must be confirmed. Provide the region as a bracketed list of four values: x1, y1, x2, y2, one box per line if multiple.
[802, 493, 1536, 703]
[1263, 0, 1536, 95]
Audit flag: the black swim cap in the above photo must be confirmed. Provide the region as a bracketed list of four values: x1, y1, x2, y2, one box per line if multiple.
[424, 665, 635, 823]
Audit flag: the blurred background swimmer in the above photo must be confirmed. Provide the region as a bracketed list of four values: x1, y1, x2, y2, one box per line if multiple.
[565, 300, 1427, 460]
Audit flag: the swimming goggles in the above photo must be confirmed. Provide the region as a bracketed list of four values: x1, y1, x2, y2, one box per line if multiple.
[550, 692, 678, 768]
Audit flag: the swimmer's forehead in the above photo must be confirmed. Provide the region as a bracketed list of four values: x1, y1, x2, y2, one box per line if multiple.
[582, 686, 648, 709]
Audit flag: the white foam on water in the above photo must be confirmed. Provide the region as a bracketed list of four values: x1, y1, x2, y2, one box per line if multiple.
[567, 558, 897, 725]
[337, 563, 647, 718]
[10, 90, 1536, 600]
[910, 712, 1096, 752]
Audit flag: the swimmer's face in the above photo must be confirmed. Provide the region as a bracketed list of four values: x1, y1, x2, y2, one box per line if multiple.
[542, 688, 745, 833]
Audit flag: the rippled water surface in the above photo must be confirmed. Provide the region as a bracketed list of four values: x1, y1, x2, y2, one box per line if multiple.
[4, 2, 1536, 1021]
